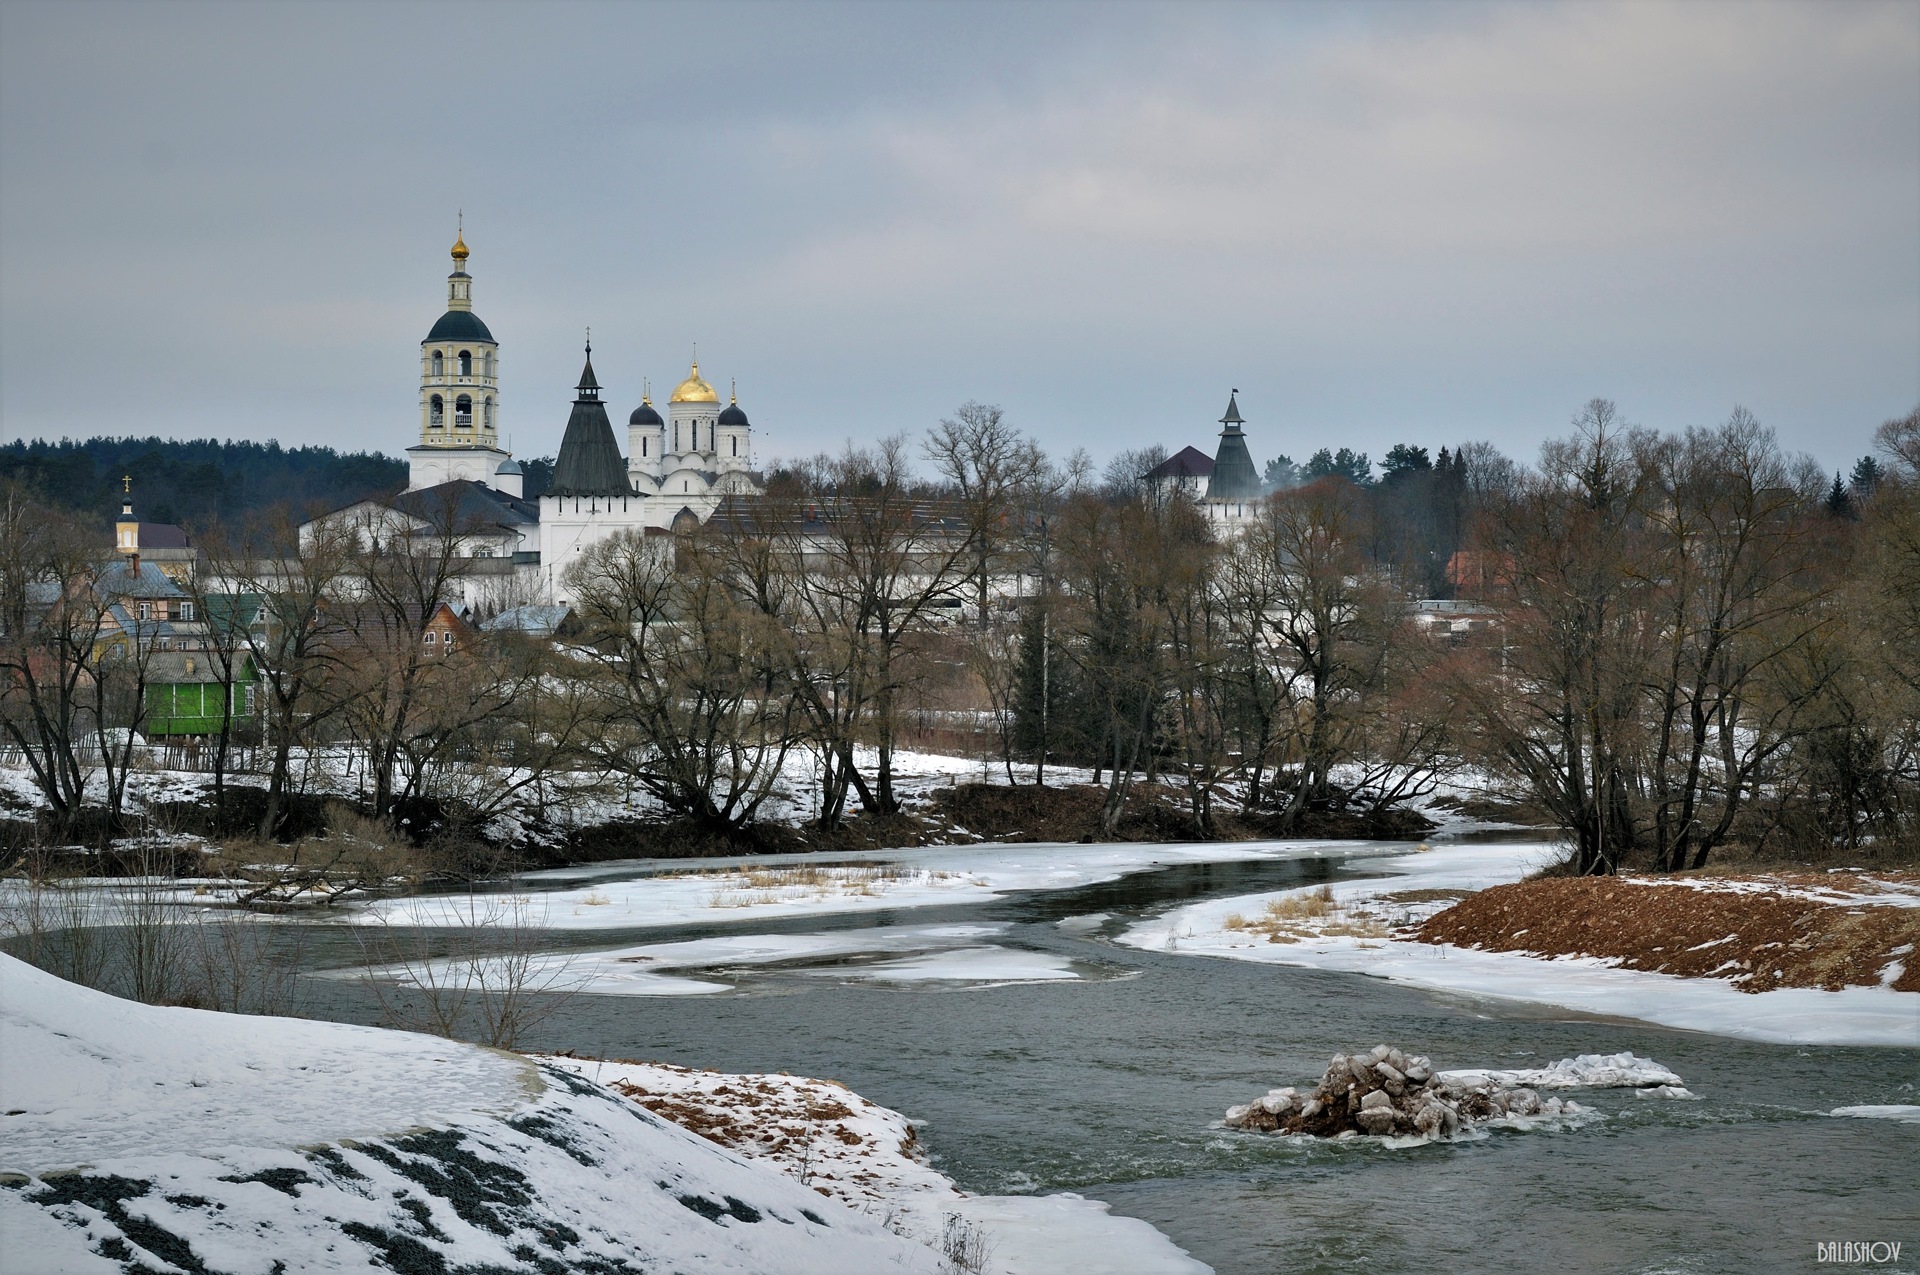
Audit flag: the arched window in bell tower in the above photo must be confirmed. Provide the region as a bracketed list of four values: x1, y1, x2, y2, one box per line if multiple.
[483, 396, 493, 427]
[431, 351, 444, 377]
[459, 351, 472, 377]
[455, 394, 472, 427]
[430, 394, 445, 426]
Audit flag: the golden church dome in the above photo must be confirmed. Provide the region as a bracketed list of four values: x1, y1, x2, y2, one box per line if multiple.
[450, 231, 469, 262]
[669, 359, 719, 404]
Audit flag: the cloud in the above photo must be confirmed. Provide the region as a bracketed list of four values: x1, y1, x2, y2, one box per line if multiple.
[1, 1, 1914, 471]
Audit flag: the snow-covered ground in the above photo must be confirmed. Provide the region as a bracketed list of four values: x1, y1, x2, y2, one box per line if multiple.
[0, 955, 1210, 1273]
[542, 1057, 1209, 1275]
[0, 955, 946, 1273]
[354, 837, 1384, 931]
[0, 747, 1094, 852]
[1119, 843, 1920, 1049]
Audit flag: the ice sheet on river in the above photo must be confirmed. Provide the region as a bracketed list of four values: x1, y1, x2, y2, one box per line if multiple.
[355, 922, 1089, 997]
[352, 838, 1382, 931]
[1120, 843, 1920, 1049]
[1829, 1104, 1920, 1123]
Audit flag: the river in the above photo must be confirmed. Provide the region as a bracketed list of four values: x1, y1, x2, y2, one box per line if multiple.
[295, 839, 1918, 1274]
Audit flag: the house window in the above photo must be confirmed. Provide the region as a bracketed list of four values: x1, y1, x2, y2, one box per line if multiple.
[431, 351, 444, 377]
[423, 631, 436, 646]
[455, 394, 473, 427]
[179, 601, 194, 622]
[138, 602, 151, 621]
[459, 350, 472, 376]
[444, 636, 455, 653]
[431, 395, 445, 426]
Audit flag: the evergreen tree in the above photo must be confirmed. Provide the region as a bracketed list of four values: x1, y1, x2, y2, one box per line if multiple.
[1379, 443, 1432, 483]
[1850, 455, 1885, 494]
[1825, 471, 1855, 519]
[1303, 447, 1372, 485]
[1263, 455, 1300, 489]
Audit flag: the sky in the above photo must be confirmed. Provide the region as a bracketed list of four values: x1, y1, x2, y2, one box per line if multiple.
[2, 0, 1916, 477]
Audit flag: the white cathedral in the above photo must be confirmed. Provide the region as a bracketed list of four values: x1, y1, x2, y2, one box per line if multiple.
[312, 231, 765, 605]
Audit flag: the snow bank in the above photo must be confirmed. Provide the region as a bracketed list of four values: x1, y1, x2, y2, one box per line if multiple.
[1121, 844, 1920, 1048]
[0, 955, 536, 1168]
[0, 956, 948, 1273]
[544, 1057, 1211, 1275]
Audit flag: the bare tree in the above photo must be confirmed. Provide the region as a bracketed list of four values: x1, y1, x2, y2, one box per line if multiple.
[1453, 400, 1659, 874]
[566, 526, 799, 832]
[340, 486, 476, 818]
[0, 486, 110, 850]
[924, 402, 1049, 624]
[226, 511, 355, 839]
[1633, 410, 1837, 870]
[1259, 479, 1409, 828]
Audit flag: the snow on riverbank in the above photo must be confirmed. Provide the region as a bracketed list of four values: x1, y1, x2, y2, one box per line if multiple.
[543, 1057, 1211, 1275]
[0, 957, 943, 1273]
[1120, 843, 1920, 1048]
[355, 837, 1384, 931]
[0, 956, 1208, 1273]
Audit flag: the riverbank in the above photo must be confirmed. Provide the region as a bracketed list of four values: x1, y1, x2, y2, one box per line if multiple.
[0, 953, 940, 1273]
[0, 953, 1205, 1274]
[1411, 869, 1920, 993]
[540, 1054, 1209, 1274]
[0, 747, 1452, 881]
[1119, 844, 1920, 1047]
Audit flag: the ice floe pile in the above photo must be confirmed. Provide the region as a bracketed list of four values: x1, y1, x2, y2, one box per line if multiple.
[1224, 1046, 1690, 1141]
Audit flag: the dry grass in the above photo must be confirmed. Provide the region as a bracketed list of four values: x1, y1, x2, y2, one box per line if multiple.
[670, 862, 964, 908]
[1225, 885, 1391, 944]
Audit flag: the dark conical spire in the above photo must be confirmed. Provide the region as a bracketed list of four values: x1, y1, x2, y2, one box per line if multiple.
[1209, 388, 1260, 499]
[550, 339, 629, 497]
[576, 337, 600, 398]
[1219, 390, 1244, 427]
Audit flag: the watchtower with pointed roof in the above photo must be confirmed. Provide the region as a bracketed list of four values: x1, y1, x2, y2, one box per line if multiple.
[1208, 391, 1261, 500]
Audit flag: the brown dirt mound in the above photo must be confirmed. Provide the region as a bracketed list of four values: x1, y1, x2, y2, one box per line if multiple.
[1411, 875, 1920, 993]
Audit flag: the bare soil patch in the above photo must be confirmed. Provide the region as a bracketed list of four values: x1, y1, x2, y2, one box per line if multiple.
[1411, 873, 1920, 993]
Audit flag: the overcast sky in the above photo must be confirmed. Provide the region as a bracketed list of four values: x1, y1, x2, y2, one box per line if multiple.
[2, 0, 1916, 476]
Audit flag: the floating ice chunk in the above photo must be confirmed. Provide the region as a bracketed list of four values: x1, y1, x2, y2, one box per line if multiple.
[1439, 1051, 1683, 1091]
[1830, 1105, 1920, 1123]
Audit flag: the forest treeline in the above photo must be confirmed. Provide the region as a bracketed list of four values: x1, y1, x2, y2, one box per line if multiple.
[3, 402, 1916, 875]
[0, 437, 567, 527]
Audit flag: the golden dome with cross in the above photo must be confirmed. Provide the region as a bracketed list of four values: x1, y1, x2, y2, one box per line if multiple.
[669, 358, 719, 404]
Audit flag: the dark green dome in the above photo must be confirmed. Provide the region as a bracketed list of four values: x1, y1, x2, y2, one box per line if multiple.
[424, 310, 495, 344]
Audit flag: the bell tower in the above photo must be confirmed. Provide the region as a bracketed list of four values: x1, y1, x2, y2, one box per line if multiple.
[406, 225, 515, 493]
